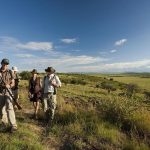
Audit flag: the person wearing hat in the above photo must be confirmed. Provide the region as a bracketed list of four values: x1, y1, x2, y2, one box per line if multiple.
[28, 69, 42, 119]
[42, 67, 61, 126]
[11, 66, 20, 109]
[0, 58, 18, 132]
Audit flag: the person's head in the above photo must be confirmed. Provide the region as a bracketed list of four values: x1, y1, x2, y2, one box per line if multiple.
[1, 58, 9, 70]
[12, 66, 18, 74]
[45, 67, 55, 75]
[31, 69, 38, 77]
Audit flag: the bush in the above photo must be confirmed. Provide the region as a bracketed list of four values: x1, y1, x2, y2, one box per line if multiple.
[62, 78, 87, 85]
[109, 78, 113, 81]
[125, 83, 139, 97]
[99, 96, 141, 131]
[19, 71, 31, 80]
[144, 91, 150, 101]
[101, 81, 116, 93]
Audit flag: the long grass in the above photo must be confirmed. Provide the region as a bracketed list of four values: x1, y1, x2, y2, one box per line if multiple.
[0, 73, 149, 149]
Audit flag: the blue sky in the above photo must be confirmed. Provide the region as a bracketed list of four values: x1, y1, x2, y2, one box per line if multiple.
[0, 0, 150, 72]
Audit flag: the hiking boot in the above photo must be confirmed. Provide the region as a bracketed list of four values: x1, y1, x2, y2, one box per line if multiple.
[10, 126, 18, 133]
[47, 119, 53, 127]
[35, 114, 38, 120]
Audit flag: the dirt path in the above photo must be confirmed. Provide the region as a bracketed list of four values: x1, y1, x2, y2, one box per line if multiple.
[18, 107, 60, 150]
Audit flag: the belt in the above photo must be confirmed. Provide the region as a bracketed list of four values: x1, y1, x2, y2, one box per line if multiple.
[47, 92, 53, 94]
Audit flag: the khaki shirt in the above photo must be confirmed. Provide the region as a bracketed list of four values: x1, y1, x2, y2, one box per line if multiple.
[42, 74, 61, 94]
[0, 68, 14, 93]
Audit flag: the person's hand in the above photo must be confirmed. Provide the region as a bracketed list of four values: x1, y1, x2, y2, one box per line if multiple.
[5, 84, 11, 89]
[28, 92, 32, 98]
[51, 81, 57, 87]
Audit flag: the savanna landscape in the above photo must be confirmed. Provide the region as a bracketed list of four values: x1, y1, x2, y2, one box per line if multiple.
[0, 72, 150, 150]
[1, 0, 150, 150]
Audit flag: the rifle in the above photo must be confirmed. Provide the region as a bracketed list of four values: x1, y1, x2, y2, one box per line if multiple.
[0, 75, 22, 110]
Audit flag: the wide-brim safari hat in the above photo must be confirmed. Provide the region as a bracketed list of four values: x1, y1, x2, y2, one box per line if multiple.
[45, 67, 55, 73]
[31, 69, 38, 74]
[12, 66, 18, 72]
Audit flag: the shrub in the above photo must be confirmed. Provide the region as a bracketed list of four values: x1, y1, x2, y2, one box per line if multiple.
[125, 83, 139, 97]
[62, 78, 87, 85]
[101, 81, 116, 93]
[109, 78, 113, 81]
[99, 96, 140, 131]
[19, 71, 31, 80]
[144, 91, 150, 101]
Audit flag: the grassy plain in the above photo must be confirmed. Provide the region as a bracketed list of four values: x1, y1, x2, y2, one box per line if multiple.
[93, 73, 150, 90]
[0, 73, 150, 150]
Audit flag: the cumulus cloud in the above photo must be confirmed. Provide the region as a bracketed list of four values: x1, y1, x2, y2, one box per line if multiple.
[110, 49, 117, 53]
[61, 38, 77, 44]
[17, 54, 108, 72]
[12, 49, 150, 73]
[115, 39, 127, 46]
[0, 36, 53, 52]
[16, 42, 53, 51]
[70, 59, 150, 72]
[1, 36, 149, 73]
[59, 55, 108, 65]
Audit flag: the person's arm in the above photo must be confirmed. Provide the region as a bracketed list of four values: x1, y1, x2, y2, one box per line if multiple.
[40, 78, 42, 88]
[10, 79, 15, 88]
[52, 76, 61, 88]
[28, 79, 32, 97]
[7, 70, 15, 89]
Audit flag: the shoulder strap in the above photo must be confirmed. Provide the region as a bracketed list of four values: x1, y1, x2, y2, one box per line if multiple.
[44, 76, 46, 82]
[43, 76, 47, 89]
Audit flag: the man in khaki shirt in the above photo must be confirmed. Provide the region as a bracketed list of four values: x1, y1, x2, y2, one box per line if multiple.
[42, 67, 61, 126]
[0, 58, 17, 132]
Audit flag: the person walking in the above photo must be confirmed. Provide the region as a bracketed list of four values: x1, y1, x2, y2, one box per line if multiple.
[11, 66, 20, 109]
[28, 69, 42, 119]
[42, 67, 61, 126]
[0, 58, 18, 132]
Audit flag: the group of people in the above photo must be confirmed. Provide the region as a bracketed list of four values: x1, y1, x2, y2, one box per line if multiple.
[0, 58, 61, 133]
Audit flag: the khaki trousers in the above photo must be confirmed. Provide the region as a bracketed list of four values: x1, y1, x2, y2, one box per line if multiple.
[0, 94, 17, 127]
[43, 93, 57, 121]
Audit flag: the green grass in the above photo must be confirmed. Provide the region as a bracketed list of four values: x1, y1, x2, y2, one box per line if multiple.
[111, 76, 150, 90]
[0, 73, 150, 149]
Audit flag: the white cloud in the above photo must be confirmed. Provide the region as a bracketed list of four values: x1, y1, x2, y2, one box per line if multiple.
[0, 36, 53, 52]
[0, 36, 19, 50]
[17, 54, 108, 72]
[104, 60, 150, 69]
[61, 38, 77, 44]
[16, 42, 53, 51]
[0, 36, 18, 44]
[59, 55, 108, 65]
[110, 49, 117, 53]
[69, 59, 150, 72]
[115, 39, 127, 46]
[12, 50, 150, 73]
[15, 54, 34, 58]
[1, 36, 149, 73]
